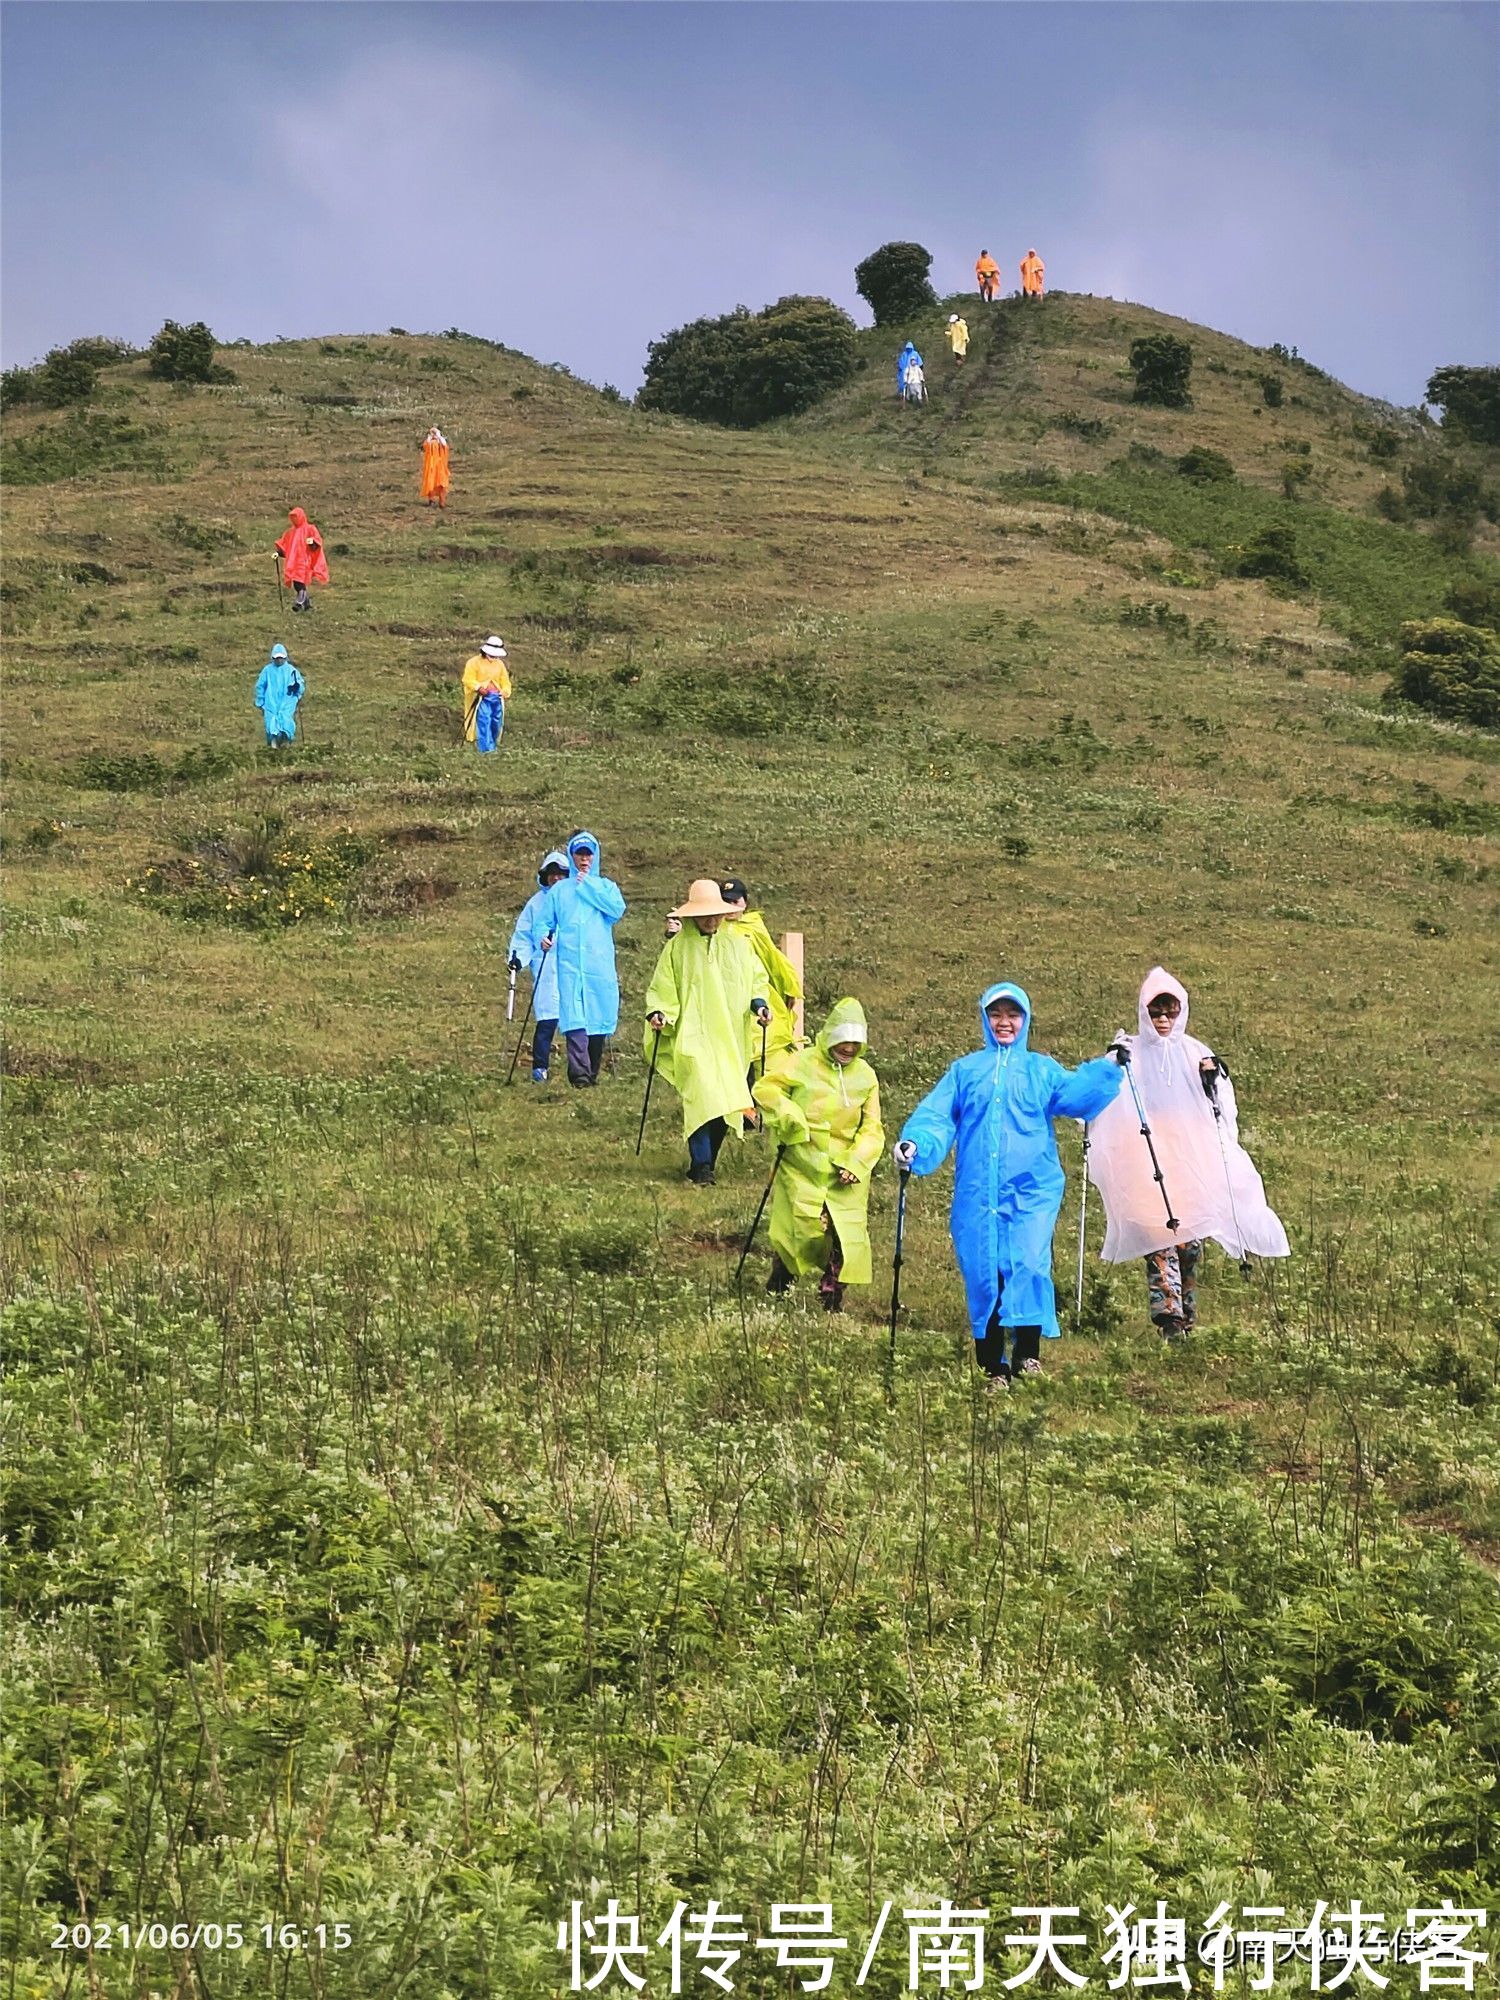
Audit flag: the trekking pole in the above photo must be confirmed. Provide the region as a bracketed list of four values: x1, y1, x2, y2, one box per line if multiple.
[506, 965, 517, 1022]
[1115, 1046, 1180, 1234]
[505, 933, 552, 1085]
[273, 551, 285, 612]
[635, 1027, 661, 1155]
[887, 1167, 912, 1395]
[759, 1018, 769, 1081]
[1202, 1065, 1253, 1278]
[734, 1146, 785, 1288]
[1075, 1123, 1091, 1325]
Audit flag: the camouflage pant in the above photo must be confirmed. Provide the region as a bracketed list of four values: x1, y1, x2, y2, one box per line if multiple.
[1145, 1239, 1204, 1332]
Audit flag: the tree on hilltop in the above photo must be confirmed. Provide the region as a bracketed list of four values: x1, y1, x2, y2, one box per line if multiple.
[148, 320, 233, 384]
[854, 242, 937, 327]
[638, 296, 856, 427]
[1425, 366, 1500, 447]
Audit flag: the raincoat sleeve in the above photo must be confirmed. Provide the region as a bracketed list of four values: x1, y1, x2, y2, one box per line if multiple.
[752, 1055, 811, 1146]
[832, 1077, 884, 1182]
[576, 874, 625, 924]
[757, 931, 801, 1005]
[901, 1064, 961, 1176]
[1045, 1055, 1123, 1123]
[508, 895, 539, 970]
[255, 666, 270, 712]
[644, 937, 680, 1027]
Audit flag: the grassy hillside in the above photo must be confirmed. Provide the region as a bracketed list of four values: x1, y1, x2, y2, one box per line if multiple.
[3, 325, 1498, 1997]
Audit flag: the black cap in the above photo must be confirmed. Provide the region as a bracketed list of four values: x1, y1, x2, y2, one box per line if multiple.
[719, 878, 749, 907]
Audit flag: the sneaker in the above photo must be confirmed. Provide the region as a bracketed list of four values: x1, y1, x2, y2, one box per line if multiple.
[1157, 1316, 1187, 1343]
[766, 1262, 793, 1296]
[820, 1285, 845, 1315]
[1018, 1357, 1043, 1378]
[688, 1163, 715, 1187]
[530, 1067, 548, 1083]
[985, 1367, 1011, 1394]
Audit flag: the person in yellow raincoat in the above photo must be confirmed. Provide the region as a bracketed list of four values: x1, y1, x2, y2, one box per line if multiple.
[1020, 249, 1046, 300]
[945, 314, 970, 364]
[420, 427, 451, 507]
[753, 998, 884, 1312]
[461, 635, 511, 751]
[646, 879, 770, 1185]
[718, 877, 802, 1085]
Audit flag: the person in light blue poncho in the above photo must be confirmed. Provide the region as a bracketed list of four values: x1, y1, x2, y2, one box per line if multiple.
[895, 980, 1122, 1387]
[538, 830, 626, 1088]
[254, 644, 304, 745]
[508, 849, 569, 1082]
[895, 340, 922, 397]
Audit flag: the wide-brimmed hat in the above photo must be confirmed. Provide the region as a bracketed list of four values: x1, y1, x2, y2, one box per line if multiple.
[481, 635, 507, 659]
[671, 877, 740, 920]
[949, 314, 960, 324]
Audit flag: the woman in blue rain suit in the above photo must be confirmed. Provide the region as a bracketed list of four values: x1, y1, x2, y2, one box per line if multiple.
[254, 644, 304, 745]
[538, 831, 626, 1088]
[896, 981, 1122, 1386]
[896, 340, 922, 398]
[507, 849, 569, 1082]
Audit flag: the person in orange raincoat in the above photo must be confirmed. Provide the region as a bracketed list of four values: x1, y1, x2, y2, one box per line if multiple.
[275, 507, 329, 614]
[1020, 249, 1046, 300]
[975, 250, 1001, 303]
[420, 427, 450, 508]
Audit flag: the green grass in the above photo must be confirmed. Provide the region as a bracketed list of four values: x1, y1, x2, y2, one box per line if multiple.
[3, 325, 1498, 1997]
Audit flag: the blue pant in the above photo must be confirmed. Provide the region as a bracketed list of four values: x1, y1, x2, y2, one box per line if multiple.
[475, 691, 504, 753]
[688, 1118, 729, 1170]
[532, 1018, 558, 1072]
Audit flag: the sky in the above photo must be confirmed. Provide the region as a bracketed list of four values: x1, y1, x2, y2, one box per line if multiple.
[2, 2, 1496, 406]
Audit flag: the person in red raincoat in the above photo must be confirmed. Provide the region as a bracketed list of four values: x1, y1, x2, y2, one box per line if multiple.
[275, 507, 329, 613]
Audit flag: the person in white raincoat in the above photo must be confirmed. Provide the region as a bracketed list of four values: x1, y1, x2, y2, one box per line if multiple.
[1086, 967, 1288, 1339]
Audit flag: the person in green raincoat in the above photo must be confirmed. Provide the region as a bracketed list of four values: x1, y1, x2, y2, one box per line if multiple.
[645, 878, 770, 1185]
[752, 998, 884, 1313]
[719, 877, 803, 1085]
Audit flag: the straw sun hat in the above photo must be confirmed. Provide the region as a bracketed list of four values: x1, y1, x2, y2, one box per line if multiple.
[670, 878, 741, 920]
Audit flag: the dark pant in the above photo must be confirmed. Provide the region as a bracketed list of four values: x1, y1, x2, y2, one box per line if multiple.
[532, 1018, 558, 1071]
[974, 1275, 1042, 1376]
[565, 1030, 604, 1085]
[688, 1117, 729, 1170]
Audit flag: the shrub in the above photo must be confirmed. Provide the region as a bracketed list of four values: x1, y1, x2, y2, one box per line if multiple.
[638, 295, 856, 428]
[1425, 365, 1500, 446]
[1446, 577, 1500, 631]
[1129, 333, 1192, 407]
[135, 825, 371, 930]
[1234, 524, 1307, 586]
[853, 241, 937, 327]
[147, 319, 228, 384]
[1281, 458, 1313, 500]
[1390, 618, 1500, 727]
[1259, 372, 1284, 408]
[35, 347, 98, 408]
[1176, 445, 1234, 484]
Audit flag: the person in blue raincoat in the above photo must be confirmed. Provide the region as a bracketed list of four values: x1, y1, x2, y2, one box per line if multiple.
[255, 643, 304, 745]
[895, 981, 1122, 1387]
[508, 849, 569, 1082]
[896, 340, 922, 398]
[538, 830, 626, 1088]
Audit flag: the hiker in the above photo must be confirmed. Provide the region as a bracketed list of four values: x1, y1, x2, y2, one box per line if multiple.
[539, 831, 625, 1087]
[254, 643, 304, 745]
[420, 426, 451, 507]
[902, 360, 927, 404]
[753, 998, 883, 1312]
[1020, 248, 1046, 300]
[1085, 968, 1289, 1341]
[461, 635, 511, 752]
[645, 880, 769, 1185]
[895, 981, 1122, 1387]
[896, 340, 922, 398]
[275, 506, 328, 613]
[507, 849, 569, 1082]
[975, 250, 1001, 303]
[719, 877, 802, 1084]
[946, 314, 970, 364]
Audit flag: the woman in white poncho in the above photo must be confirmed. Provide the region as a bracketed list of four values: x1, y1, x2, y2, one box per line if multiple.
[1087, 967, 1288, 1339]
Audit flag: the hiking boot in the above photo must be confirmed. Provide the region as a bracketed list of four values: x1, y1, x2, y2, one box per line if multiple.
[530, 1067, 548, 1083]
[1157, 1315, 1187, 1343]
[820, 1284, 845, 1315]
[688, 1163, 715, 1187]
[1018, 1356, 1043, 1379]
[985, 1366, 1011, 1394]
[766, 1260, 793, 1296]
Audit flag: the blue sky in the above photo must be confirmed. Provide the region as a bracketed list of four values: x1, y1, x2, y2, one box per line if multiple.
[3, 2, 1495, 404]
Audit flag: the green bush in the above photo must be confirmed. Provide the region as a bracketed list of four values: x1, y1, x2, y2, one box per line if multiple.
[1425, 364, 1500, 446]
[147, 319, 230, 384]
[853, 241, 937, 327]
[1129, 333, 1192, 407]
[638, 296, 856, 428]
[35, 347, 98, 408]
[1259, 372, 1284, 408]
[1390, 618, 1500, 727]
[1235, 524, 1307, 586]
[1177, 445, 1235, 483]
[1446, 577, 1500, 631]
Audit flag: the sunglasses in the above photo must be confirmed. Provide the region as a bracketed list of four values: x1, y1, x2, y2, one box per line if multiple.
[1147, 998, 1182, 1016]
